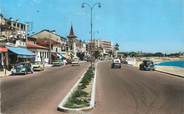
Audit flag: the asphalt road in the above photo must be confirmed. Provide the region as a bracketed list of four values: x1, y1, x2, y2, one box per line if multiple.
[1, 63, 89, 114]
[91, 62, 184, 114]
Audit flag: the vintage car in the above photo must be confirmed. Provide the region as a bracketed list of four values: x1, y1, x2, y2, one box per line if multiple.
[11, 62, 33, 75]
[52, 60, 63, 66]
[111, 59, 121, 68]
[139, 60, 155, 71]
[32, 61, 44, 71]
[71, 57, 80, 66]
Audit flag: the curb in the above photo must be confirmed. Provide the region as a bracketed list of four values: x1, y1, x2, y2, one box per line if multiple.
[131, 64, 184, 78]
[57, 63, 96, 111]
[155, 70, 184, 78]
[90, 63, 97, 108]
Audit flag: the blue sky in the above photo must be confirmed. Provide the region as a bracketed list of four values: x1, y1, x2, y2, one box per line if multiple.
[1, 0, 184, 53]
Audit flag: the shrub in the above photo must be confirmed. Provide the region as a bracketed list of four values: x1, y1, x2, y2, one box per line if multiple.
[64, 66, 95, 108]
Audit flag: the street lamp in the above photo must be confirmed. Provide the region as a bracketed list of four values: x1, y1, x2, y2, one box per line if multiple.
[81, 2, 101, 65]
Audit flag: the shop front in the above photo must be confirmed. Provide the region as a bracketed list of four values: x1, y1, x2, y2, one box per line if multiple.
[0, 47, 8, 71]
[7, 47, 35, 69]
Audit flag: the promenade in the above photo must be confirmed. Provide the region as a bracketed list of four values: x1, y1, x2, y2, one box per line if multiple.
[128, 57, 184, 78]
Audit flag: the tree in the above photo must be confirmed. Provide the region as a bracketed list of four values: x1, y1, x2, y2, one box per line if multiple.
[70, 51, 74, 59]
[154, 52, 164, 57]
[77, 52, 85, 60]
[93, 50, 101, 59]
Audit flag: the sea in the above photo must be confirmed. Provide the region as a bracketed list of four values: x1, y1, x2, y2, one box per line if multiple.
[158, 60, 184, 68]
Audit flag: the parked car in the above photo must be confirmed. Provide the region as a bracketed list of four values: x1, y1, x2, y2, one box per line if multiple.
[121, 59, 128, 64]
[52, 60, 63, 66]
[111, 59, 121, 68]
[66, 59, 72, 64]
[11, 62, 33, 75]
[139, 60, 155, 71]
[72, 57, 80, 66]
[32, 61, 44, 71]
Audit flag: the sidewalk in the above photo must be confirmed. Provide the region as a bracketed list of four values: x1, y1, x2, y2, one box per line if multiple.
[0, 64, 53, 78]
[0, 69, 11, 77]
[155, 66, 184, 78]
[132, 60, 184, 78]
[45, 64, 53, 68]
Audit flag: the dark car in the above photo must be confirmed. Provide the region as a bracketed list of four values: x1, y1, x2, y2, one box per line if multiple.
[121, 59, 128, 64]
[11, 62, 33, 75]
[139, 60, 155, 71]
[111, 59, 121, 68]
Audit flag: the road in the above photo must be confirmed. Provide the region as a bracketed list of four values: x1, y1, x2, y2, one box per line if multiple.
[1, 61, 184, 114]
[91, 62, 184, 114]
[1, 63, 89, 114]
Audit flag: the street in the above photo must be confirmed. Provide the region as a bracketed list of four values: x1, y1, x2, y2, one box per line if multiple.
[91, 62, 184, 114]
[1, 1, 184, 114]
[1, 63, 89, 114]
[1, 61, 184, 114]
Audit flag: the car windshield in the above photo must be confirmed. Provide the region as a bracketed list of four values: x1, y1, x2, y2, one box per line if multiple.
[15, 64, 24, 68]
[53, 60, 61, 62]
[143, 61, 153, 65]
[34, 62, 41, 64]
[114, 59, 120, 63]
[73, 58, 78, 61]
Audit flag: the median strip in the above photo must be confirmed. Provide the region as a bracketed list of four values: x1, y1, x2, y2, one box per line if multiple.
[57, 63, 97, 112]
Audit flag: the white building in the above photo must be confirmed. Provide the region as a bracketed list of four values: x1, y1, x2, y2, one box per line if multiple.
[27, 37, 49, 62]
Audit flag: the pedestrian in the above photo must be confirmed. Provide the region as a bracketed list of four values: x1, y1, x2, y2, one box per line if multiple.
[63, 59, 67, 65]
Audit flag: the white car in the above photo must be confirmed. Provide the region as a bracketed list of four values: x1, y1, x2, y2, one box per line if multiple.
[111, 59, 121, 68]
[32, 61, 44, 71]
[72, 58, 80, 66]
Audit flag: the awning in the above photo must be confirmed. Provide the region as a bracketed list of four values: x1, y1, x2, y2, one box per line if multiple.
[0, 47, 7, 52]
[7, 47, 35, 58]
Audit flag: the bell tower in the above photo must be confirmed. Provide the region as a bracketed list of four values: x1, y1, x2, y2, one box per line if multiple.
[67, 25, 77, 57]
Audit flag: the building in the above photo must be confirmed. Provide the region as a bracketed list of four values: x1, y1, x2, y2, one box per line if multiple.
[87, 39, 113, 57]
[0, 15, 27, 47]
[31, 29, 67, 63]
[67, 25, 77, 58]
[76, 40, 87, 54]
[27, 37, 49, 63]
[67, 25, 87, 59]
[0, 47, 8, 71]
[99, 40, 113, 54]
[0, 15, 34, 69]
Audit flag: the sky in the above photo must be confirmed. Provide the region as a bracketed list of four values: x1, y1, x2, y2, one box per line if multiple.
[1, 0, 184, 53]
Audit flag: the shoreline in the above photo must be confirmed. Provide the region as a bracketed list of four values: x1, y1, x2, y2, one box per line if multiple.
[155, 65, 184, 77]
[130, 57, 184, 78]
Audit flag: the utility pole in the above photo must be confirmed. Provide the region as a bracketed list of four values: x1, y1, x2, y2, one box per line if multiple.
[81, 2, 101, 66]
[49, 39, 52, 64]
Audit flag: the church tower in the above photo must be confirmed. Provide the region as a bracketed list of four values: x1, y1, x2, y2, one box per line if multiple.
[67, 25, 77, 58]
